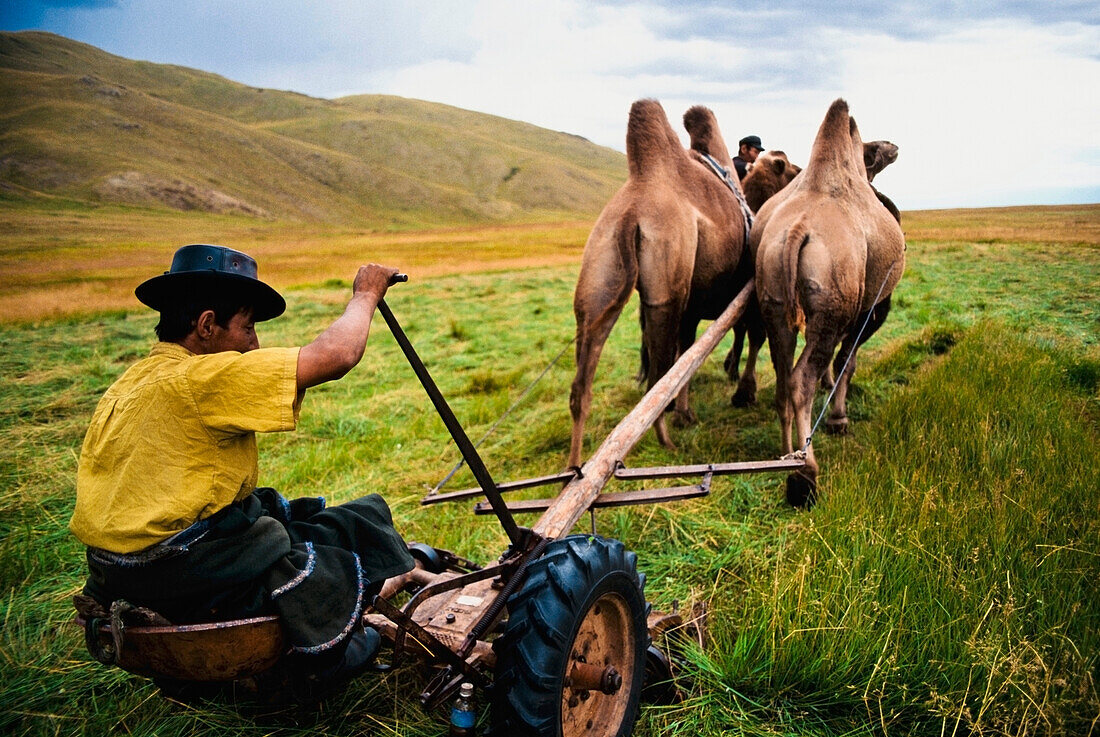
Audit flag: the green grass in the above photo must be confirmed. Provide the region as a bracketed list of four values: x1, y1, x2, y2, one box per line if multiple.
[640, 325, 1099, 735]
[0, 206, 1098, 735]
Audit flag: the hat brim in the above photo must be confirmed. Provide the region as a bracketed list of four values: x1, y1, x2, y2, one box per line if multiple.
[135, 271, 286, 321]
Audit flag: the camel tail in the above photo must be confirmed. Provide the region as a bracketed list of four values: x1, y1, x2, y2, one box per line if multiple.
[626, 99, 681, 179]
[783, 221, 811, 330]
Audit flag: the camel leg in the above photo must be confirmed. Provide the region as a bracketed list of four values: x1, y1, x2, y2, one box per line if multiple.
[826, 295, 891, 434]
[671, 316, 700, 427]
[641, 300, 685, 449]
[569, 269, 637, 467]
[825, 333, 856, 435]
[786, 319, 845, 507]
[723, 322, 745, 381]
[635, 310, 648, 384]
[733, 331, 761, 406]
[731, 302, 764, 407]
[765, 321, 797, 456]
[569, 297, 632, 466]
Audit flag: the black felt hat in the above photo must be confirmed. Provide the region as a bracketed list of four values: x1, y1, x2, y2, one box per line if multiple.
[135, 244, 286, 321]
[739, 135, 764, 151]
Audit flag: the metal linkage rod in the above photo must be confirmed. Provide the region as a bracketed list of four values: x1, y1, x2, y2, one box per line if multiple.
[378, 298, 524, 548]
[533, 279, 756, 540]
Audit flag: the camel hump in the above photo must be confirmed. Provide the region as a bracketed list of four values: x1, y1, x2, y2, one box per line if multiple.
[626, 99, 682, 178]
[802, 98, 864, 190]
[683, 105, 733, 163]
[823, 97, 850, 136]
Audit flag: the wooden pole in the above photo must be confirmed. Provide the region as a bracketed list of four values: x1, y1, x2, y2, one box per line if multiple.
[534, 279, 756, 540]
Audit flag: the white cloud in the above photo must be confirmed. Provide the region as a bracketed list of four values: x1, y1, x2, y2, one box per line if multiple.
[5, 0, 1098, 207]
[830, 20, 1100, 207]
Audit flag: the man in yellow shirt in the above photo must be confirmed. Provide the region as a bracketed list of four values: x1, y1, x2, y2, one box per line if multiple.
[71, 244, 414, 691]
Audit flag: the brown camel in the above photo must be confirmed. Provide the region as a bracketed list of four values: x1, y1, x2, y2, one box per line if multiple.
[719, 150, 799, 388]
[743, 141, 897, 217]
[724, 140, 899, 384]
[742, 151, 802, 213]
[752, 99, 906, 506]
[569, 100, 753, 467]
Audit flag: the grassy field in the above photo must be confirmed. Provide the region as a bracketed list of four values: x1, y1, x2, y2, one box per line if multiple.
[0, 199, 594, 323]
[0, 203, 1098, 735]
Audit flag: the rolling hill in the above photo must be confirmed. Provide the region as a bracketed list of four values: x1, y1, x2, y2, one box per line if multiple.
[0, 31, 627, 227]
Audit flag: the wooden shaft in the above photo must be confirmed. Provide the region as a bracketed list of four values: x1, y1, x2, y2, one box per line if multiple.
[534, 279, 755, 540]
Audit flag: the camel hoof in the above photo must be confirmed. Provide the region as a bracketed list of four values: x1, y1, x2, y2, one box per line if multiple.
[785, 472, 817, 508]
[825, 415, 849, 435]
[654, 417, 677, 450]
[672, 409, 697, 428]
[730, 389, 756, 408]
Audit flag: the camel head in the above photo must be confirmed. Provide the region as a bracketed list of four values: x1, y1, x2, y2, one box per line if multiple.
[742, 150, 802, 212]
[682, 105, 733, 165]
[863, 140, 899, 182]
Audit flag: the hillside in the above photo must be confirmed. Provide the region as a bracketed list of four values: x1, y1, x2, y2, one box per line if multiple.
[0, 31, 627, 227]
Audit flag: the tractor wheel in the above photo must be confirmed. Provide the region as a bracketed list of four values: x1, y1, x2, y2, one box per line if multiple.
[491, 534, 648, 737]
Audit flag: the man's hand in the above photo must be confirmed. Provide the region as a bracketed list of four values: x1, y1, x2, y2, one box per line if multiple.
[352, 264, 402, 302]
[297, 264, 404, 391]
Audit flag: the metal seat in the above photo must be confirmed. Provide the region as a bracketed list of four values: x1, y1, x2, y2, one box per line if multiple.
[77, 612, 285, 681]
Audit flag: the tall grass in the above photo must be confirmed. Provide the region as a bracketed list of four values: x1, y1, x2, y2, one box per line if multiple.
[1, 206, 1098, 735]
[645, 325, 1099, 736]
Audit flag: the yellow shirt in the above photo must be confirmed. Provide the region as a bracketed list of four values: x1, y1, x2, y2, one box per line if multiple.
[71, 342, 301, 553]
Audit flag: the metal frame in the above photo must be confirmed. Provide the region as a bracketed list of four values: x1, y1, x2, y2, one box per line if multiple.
[372, 279, 804, 710]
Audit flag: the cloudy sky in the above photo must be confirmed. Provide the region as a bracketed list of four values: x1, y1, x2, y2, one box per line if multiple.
[3, 0, 1098, 209]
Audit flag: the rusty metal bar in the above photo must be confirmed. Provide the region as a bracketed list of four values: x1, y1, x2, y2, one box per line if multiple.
[421, 470, 579, 506]
[397, 565, 506, 626]
[473, 479, 712, 515]
[532, 280, 756, 540]
[614, 457, 805, 481]
[378, 298, 524, 548]
[370, 595, 491, 688]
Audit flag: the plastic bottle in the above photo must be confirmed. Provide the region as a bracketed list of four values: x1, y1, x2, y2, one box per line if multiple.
[448, 681, 476, 736]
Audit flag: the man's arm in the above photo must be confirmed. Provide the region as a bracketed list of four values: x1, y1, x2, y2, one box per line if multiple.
[296, 264, 400, 391]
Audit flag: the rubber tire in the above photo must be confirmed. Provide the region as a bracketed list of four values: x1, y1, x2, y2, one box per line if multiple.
[491, 534, 648, 737]
[407, 542, 445, 573]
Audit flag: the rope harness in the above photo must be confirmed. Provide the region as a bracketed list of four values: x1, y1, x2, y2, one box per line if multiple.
[429, 336, 576, 494]
[699, 152, 754, 245]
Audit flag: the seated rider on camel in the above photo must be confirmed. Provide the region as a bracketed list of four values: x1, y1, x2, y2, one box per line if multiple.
[69, 244, 415, 686]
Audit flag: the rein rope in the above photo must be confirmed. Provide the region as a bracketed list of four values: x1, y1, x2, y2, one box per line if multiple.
[801, 260, 899, 453]
[699, 152, 754, 245]
[429, 335, 576, 494]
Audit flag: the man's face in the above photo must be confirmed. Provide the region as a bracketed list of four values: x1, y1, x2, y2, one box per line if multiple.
[210, 308, 259, 353]
[743, 145, 762, 164]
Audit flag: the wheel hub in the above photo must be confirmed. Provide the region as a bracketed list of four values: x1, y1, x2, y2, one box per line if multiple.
[566, 661, 622, 694]
[561, 592, 636, 735]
